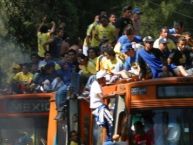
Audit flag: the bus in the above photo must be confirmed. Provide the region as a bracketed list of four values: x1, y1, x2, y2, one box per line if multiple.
[0, 93, 57, 145]
[0, 91, 92, 145]
[100, 76, 193, 145]
[2, 76, 193, 145]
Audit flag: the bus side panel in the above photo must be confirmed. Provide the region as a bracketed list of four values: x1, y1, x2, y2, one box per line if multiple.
[79, 100, 92, 145]
[47, 98, 57, 145]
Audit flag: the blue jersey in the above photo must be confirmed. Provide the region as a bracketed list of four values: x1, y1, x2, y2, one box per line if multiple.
[137, 48, 164, 78]
[118, 35, 142, 51]
[118, 35, 142, 44]
[124, 55, 137, 71]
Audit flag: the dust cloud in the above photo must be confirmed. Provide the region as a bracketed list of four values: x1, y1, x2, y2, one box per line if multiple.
[0, 16, 30, 88]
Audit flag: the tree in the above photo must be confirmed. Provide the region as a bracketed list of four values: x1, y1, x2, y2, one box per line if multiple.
[1, 0, 192, 50]
[0, 0, 79, 50]
[129, 0, 193, 37]
[1, 0, 127, 49]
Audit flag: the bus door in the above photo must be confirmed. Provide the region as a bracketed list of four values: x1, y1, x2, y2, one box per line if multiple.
[55, 97, 79, 145]
[68, 98, 79, 144]
[113, 96, 127, 142]
[78, 98, 92, 145]
[89, 84, 127, 145]
[0, 93, 52, 145]
[95, 94, 127, 145]
[113, 83, 127, 140]
[55, 72, 80, 145]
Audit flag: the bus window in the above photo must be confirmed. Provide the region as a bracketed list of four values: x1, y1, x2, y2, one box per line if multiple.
[56, 99, 79, 145]
[157, 85, 193, 98]
[130, 108, 193, 145]
[0, 117, 48, 145]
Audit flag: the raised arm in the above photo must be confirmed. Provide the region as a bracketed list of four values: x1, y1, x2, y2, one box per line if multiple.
[37, 16, 47, 32]
[49, 21, 56, 34]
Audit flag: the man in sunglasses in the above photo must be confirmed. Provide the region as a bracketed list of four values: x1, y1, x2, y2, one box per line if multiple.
[137, 36, 170, 79]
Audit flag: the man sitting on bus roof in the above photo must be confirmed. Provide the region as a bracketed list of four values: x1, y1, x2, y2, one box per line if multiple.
[168, 37, 193, 76]
[121, 43, 139, 78]
[137, 36, 170, 79]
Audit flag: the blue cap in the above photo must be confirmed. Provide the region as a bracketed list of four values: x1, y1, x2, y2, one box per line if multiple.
[132, 7, 142, 14]
[159, 38, 168, 44]
[121, 43, 133, 53]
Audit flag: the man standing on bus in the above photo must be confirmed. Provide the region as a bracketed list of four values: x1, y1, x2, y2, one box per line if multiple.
[89, 70, 114, 144]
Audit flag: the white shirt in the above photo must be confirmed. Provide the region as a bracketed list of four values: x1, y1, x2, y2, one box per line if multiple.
[153, 37, 161, 49]
[89, 80, 103, 109]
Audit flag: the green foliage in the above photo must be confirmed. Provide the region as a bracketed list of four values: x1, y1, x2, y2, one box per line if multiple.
[0, 0, 79, 50]
[0, 0, 127, 49]
[0, 0, 192, 50]
[130, 0, 193, 38]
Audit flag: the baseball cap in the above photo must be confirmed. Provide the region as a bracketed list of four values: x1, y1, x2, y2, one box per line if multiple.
[96, 70, 107, 79]
[121, 43, 133, 53]
[143, 36, 154, 42]
[159, 38, 168, 44]
[132, 7, 142, 14]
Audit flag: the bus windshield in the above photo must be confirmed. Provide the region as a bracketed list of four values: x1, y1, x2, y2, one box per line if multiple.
[0, 117, 48, 145]
[130, 108, 193, 145]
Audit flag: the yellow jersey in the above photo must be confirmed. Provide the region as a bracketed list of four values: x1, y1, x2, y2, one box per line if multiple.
[13, 72, 33, 84]
[37, 32, 51, 57]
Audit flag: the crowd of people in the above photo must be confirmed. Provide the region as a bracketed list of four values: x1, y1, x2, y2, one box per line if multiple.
[0, 4, 193, 144]
[1, 5, 192, 94]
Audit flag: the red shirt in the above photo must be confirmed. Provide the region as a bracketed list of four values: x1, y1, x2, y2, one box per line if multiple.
[133, 133, 152, 145]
